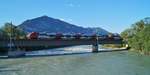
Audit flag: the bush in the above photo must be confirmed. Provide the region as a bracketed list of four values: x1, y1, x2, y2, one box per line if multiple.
[121, 17, 150, 54]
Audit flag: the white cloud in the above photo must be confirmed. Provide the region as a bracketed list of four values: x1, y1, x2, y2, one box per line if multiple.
[60, 18, 65, 21]
[59, 18, 73, 22]
[65, 3, 80, 7]
[68, 18, 73, 22]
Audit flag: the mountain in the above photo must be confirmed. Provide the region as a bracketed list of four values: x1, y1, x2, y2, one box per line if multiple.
[18, 16, 109, 35]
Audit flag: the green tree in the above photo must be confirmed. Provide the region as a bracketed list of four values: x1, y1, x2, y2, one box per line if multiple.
[121, 28, 133, 41]
[138, 25, 150, 53]
[0, 28, 8, 39]
[121, 17, 150, 54]
[1, 22, 26, 39]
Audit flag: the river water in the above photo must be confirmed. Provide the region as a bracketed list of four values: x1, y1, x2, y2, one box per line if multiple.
[0, 45, 150, 75]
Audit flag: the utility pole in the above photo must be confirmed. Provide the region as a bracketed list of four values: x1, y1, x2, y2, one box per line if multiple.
[9, 22, 13, 51]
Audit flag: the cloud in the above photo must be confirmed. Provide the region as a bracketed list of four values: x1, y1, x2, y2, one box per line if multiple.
[60, 18, 65, 21]
[66, 3, 80, 7]
[68, 18, 73, 22]
[59, 18, 73, 22]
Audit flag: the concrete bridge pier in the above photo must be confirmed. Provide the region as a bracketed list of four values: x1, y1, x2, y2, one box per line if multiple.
[92, 43, 98, 53]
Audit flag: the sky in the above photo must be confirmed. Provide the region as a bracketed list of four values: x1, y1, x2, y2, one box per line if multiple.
[0, 0, 150, 33]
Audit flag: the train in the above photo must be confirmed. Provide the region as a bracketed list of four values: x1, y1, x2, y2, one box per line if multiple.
[27, 32, 39, 39]
[26, 32, 84, 40]
[26, 32, 122, 40]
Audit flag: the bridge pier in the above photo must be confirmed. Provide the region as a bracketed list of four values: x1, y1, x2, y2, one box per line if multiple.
[92, 43, 98, 53]
[8, 50, 25, 57]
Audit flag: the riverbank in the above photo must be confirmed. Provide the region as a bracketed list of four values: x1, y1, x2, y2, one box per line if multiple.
[129, 49, 150, 55]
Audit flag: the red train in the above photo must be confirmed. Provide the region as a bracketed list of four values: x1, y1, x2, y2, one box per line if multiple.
[26, 32, 122, 40]
[26, 32, 83, 40]
[26, 32, 39, 39]
[26, 32, 64, 40]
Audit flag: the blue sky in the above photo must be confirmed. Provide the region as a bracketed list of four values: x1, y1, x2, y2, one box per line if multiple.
[0, 0, 150, 33]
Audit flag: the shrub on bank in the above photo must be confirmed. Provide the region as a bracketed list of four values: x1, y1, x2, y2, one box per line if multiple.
[121, 17, 150, 55]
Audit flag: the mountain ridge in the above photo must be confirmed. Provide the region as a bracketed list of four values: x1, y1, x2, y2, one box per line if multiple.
[18, 15, 109, 35]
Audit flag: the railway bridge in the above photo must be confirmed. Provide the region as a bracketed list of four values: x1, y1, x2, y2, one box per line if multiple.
[0, 38, 124, 53]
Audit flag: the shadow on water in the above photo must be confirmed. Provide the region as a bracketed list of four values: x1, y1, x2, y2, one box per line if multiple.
[0, 48, 128, 60]
[0, 52, 91, 60]
[0, 69, 20, 72]
[0, 67, 20, 72]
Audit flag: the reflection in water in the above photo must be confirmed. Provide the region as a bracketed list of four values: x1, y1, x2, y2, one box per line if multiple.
[26, 45, 93, 56]
[0, 68, 20, 72]
[26, 45, 122, 56]
[0, 45, 150, 75]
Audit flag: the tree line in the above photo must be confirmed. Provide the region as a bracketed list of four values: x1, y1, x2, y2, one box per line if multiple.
[121, 17, 150, 54]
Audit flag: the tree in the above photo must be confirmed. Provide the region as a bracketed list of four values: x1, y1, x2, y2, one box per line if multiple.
[0, 28, 8, 39]
[121, 28, 133, 41]
[1, 22, 26, 39]
[131, 20, 145, 34]
[121, 17, 150, 54]
[138, 25, 150, 53]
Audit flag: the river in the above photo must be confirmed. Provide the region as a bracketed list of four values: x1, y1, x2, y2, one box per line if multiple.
[0, 45, 150, 75]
